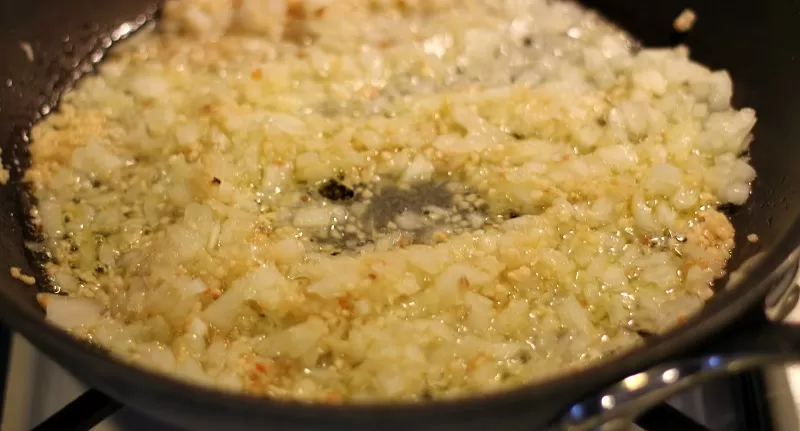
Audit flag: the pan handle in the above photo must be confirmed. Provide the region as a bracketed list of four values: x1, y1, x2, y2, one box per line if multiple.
[560, 255, 800, 431]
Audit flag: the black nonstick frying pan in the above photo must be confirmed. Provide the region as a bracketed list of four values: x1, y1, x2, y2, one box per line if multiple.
[3, 0, 800, 430]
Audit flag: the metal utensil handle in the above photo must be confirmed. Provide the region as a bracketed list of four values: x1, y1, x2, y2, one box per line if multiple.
[560, 352, 786, 430]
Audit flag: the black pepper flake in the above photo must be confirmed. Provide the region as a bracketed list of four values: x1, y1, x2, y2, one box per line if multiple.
[94, 264, 106, 274]
[511, 132, 525, 140]
[69, 243, 79, 252]
[522, 36, 533, 47]
[330, 251, 341, 256]
[318, 179, 355, 201]
[507, 210, 521, 219]
[211, 177, 222, 185]
[596, 117, 607, 126]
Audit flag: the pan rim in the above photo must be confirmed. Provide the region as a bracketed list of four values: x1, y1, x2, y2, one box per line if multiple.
[2, 0, 799, 426]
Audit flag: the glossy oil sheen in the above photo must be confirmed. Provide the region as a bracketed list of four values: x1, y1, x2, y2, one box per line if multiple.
[1, 1, 800, 430]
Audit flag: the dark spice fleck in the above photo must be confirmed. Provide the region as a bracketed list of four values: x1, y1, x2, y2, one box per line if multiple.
[318, 179, 355, 201]
[330, 251, 341, 256]
[63, 214, 71, 223]
[518, 350, 531, 364]
[507, 210, 521, 219]
[211, 177, 222, 185]
[596, 117, 607, 126]
[315, 351, 333, 367]
[69, 243, 79, 252]
[635, 329, 655, 338]
[522, 36, 533, 47]
[94, 264, 106, 274]
[511, 132, 525, 140]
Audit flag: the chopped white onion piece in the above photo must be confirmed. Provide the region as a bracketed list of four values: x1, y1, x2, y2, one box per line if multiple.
[37, 293, 104, 331]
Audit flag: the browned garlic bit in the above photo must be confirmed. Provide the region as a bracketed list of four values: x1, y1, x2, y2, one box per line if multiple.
[10, 266, 36, 285]
[673, 8, 697, 33]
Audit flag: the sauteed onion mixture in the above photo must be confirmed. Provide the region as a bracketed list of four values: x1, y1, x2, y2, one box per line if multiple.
[26, 0, 755, 402]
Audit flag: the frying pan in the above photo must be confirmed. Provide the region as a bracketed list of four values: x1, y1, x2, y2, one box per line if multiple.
[2, 0, 800, 430]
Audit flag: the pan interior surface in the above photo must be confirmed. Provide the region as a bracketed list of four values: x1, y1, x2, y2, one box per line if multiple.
[0, 0, 799, 430]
